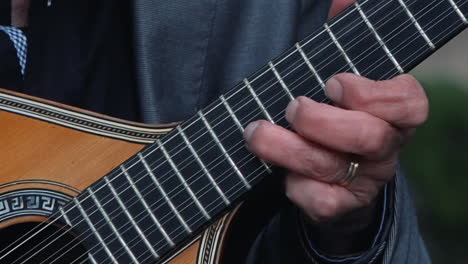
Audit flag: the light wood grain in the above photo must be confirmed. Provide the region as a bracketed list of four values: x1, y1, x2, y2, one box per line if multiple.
[0, 102, 231, 263]
[0, 110, 144, 191]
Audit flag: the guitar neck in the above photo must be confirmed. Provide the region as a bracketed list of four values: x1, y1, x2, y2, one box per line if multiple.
[59, 0, 468, 262]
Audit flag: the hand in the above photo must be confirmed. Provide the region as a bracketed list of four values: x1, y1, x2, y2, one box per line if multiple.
[243, 73, 428, 224]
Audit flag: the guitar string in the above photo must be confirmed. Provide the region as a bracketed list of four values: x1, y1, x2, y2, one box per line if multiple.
[19, 1, 464, 262]
[30, 1, 416, 262]
[64, 3, 466, 262]
[96, 4, 468, 262]
[0, 0, 373, 260]
[104, 14, 468, 264]
[29, 1, 409, 262]
[13, 0, 458, 262]
[60, 7, 468, 264]
[11, 1, 464, 262]
[135, 15, 468, 264]
[4, 0, 384, 260]
[118, 8, 468, 264]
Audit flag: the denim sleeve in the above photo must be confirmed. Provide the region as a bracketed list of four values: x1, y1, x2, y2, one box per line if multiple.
[245, 169, 430, 264]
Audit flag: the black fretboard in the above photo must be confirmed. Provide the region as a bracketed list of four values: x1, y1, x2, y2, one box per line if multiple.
[55, 0, 467, 263]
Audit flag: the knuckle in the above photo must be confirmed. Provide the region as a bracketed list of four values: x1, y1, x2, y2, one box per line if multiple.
[357, 194, 375, 208]
[352, 82, 375, 107]
[395, 76, 429, 126]
[314, 195, 341, 221]
[309, 154, 346, 181]
[356, 121, 392, 157]
[394, 99, 413, 125]
[350, 77, 387, 109]
[309, 160, 337, 180]
[393, 75, 420, 95]
[410, 94, 429, 126]
[397, 74, 420, 88]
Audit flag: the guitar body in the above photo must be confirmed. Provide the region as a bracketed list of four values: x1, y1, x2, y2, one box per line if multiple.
[0, 89, 242, 264]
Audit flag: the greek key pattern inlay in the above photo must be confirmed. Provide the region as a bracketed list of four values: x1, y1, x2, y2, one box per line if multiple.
[0, 189, 71, 222]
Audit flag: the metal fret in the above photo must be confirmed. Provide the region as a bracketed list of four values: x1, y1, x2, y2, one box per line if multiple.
[88, 188, 139, 264]
[325, 23, 360, 75]
[397, 0, 435, 49]
[355, 3, 404, 73]
[138, 153, 192, 234]
[175, 128, 231, 205]
[158, 137, 211, 220]
[198, 111, 251, 189]
[220, 95, 244, 132]
[74, 199, 118, 264]
[243, 78, 274, 123]
[295, 43, 326, 89]
[120, 166, 175, 247]
[448, 0, 468, 24]
[88, 254, 98, 264]
[59, 207, 72, 226]
[105, 174, 160, 258]
[268, 62, 295, 101]
[220, 95, 272, 173]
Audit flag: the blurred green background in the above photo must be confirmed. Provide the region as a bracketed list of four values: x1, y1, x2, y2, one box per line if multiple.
[403, 30, 468, 264]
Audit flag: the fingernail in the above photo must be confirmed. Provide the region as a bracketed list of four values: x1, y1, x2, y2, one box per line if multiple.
[244, 121, 260, 141]
[325, 78, 343, 102]
[285, 99, 299, 123]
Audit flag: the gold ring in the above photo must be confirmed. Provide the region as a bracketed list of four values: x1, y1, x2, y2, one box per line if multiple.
[338, 162, 359, 187]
